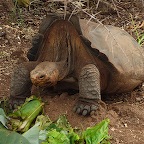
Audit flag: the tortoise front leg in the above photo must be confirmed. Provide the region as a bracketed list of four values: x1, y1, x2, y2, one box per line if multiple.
[9, 62, 38, 108]
[74, 64, 101, 116]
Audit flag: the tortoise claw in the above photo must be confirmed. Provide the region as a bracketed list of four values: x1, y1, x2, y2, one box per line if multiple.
[73, 99, 99, 116]
[8, 97, 25, 110]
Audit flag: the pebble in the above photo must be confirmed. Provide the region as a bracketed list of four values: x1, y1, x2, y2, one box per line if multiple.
[142, 83, 144, 91]
[124, 123, 128, 127]
[59, 92, 68, 99]
[111, 127, 116, 131]
[136, 97, 142, 102]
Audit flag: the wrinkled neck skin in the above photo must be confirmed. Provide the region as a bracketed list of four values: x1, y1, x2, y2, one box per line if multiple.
[55, 61, 69, 80]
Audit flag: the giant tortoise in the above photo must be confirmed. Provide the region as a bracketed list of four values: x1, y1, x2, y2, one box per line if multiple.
[10, 14, 144, 116]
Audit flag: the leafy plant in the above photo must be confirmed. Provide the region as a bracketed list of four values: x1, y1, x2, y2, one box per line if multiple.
[0, 128, 31, 144]
[9, 96, 44, 132]
[137, 34, 144, 46]
[42, 115, 80, 144]
[83, 119, 110, 144]
[0, 108, 31, 144]
[0, 108, 8, 128]
[130, 14, 144, 46]
[15, 0, 30, 8]
[0, 97, 110, 144]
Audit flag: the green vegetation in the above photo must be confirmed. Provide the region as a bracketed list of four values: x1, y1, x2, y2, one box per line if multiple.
[0, 97, 110, 144]
[130, 14, 144, 46]
[138, 34, 144, 46]
[9, 96, 44, 132]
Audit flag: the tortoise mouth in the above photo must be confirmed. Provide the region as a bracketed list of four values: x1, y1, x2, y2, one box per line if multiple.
[31, 78, 54, 87]
[31, 74, 58, 87]
[30, 67, 59, 87]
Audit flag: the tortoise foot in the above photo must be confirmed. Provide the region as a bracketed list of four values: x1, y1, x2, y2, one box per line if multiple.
[73, 98, 99, 116]
[9, 96, 25, 110]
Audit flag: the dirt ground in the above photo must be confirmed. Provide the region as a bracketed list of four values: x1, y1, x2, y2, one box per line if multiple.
[0, 0, 144, 143]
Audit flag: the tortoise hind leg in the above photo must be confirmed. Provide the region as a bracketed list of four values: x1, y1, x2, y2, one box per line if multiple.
[9, 62, 38, 109]
[74, 64, 102, 116]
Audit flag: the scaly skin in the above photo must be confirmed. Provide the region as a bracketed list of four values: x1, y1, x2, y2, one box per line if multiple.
[74, 64, 101, 115]
[9, 62, 38, 109]
[9, 15, 110, 115]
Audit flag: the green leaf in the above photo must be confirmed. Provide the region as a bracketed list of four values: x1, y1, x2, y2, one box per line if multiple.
[0, 108, 8, 128]
[39, 130, 47, 143]
[23, 123, 40, 144]
[83, 119, 110, 144]
[138, 34, 144, 46]
[17, 0, 30, 7]
[11, 98, 43, 120]
[0, 129, 31, 144]
[44, 115, 80, 144]
[55, 115, 80, 142]
[0, 108, 7, 116]
[35, 115, 52, 130]
[45, 129, 70, 144]
[9, 96, 44, 132]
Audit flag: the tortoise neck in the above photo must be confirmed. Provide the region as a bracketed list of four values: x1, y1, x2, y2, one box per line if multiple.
[37, 20, 81, 74]
[56, 61, 70, 80]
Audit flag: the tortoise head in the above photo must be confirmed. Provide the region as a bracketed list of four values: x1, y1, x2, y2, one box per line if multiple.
[30, 62, 59, 87]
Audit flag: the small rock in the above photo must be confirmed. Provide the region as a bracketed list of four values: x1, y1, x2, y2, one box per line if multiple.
[142, 83, 144, 91]
[4, 72, 10, 76]
[136, 97, 142, 102]
[111, 127, 116, 131]
[5, 39, 8, 44]
[60, 92, 68, 99]
[124, 123, 128, 127]
[0, 31, 6, 37]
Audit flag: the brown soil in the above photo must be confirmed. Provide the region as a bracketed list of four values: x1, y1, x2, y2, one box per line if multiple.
[0, 1, 144, 143]
[43, 92, 144, 143]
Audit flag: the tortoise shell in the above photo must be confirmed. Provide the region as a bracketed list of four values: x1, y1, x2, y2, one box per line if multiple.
[80, 20, 144, 79]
